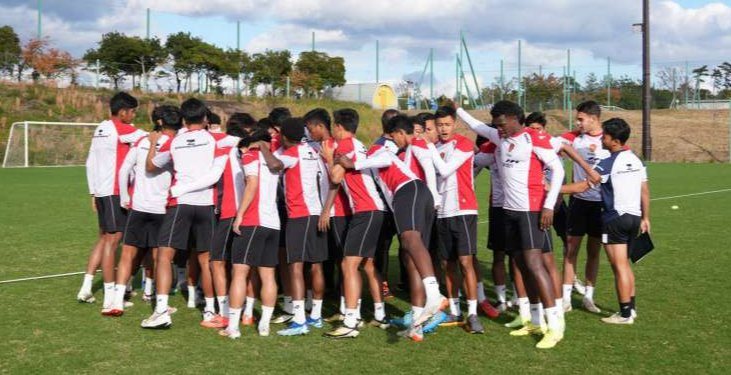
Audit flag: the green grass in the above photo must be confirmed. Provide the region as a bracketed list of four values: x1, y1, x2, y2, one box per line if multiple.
[1, 164, 730, 374]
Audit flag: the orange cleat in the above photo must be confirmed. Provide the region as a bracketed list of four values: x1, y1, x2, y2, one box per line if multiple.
[200, 314, 229, 329]
[479, 300, 500, 319]
[241, 315, 256, 326]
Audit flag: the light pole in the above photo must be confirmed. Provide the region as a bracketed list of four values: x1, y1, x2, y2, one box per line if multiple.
[637, 0, 652, 160]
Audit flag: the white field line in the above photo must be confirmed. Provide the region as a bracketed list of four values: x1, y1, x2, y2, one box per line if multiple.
[1, 187, 729, 285]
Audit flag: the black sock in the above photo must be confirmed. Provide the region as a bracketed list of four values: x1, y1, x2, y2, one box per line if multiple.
[619, 302, 632, 318]
[630, 296, 636, 311]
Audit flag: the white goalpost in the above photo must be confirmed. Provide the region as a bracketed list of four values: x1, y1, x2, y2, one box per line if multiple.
[2, 121, 99, 168]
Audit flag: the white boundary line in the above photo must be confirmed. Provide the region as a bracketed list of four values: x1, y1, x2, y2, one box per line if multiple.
[1, 187, 729, 285]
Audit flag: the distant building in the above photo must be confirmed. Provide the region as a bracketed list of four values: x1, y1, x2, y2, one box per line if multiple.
[327, 83, 398, 109]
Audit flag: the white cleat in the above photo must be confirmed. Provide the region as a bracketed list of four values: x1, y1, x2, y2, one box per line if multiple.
[563, 302, 573, 313]
[497, 303, 508, 313]
[601, 313, 634, 325]
[219, 328, 242, 340]
[413, 295, 448, 326]
[631, 309, 637, 319]
[582, 297, 601, 313]
[77, 291, 96, 304]
[258, 325, 270, 337]
[573, 279, 586, 295]
[141, 310, 172, 329]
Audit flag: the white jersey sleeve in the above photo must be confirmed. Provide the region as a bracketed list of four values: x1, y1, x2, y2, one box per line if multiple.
[118, 146, 137, 207]
[170, 154, 229, 198]
[456, 108, 500, 144]
[533, 146, 564, 210]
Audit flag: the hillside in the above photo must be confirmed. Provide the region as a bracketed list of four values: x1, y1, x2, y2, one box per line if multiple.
[0, 81, 728, 163]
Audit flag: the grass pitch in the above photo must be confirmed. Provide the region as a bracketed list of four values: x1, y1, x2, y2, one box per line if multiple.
[0, 164, 729, 374]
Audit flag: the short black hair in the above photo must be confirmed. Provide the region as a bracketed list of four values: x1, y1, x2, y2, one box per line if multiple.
[228, 112, 257, 133]
[157, 105, 182, 131]
[304, 108, 331, 132]
[225, 113, 248, 138]
[576, 100, 601, 117]
[238, 127, 272, 148]
[525, 111, 547, 127]
[381, 109, 400, 133]
[206, 110, 221, 125]
[434, 106, 456, 120]
[151, 106, 165, 131]
[490, 100, 525, 124]
[281, 117, 305, 143]
[412, 112, 435, 126]
[180, 98, 208, 124]
[110, 92, 138, 115]
[268, 107, 292, 127]
[388, 114, 414, 135]
[257, 117, 275, 132]
[333, 108, 359, 133]
[602, 118, 630, 145]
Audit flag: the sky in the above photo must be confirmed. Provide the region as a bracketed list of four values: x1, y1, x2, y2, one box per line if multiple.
[0, 0, 729, 95]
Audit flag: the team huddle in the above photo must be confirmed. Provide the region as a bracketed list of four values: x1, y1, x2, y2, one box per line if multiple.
[77, 92, 650, 349]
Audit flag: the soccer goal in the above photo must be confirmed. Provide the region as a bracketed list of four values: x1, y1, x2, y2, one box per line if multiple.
[2, 121, 100, 168]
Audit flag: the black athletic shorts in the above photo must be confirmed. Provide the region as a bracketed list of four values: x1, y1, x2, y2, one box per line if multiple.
[122, 209, 165, 248]
[567, 197, 603, 238]
[158, 204, 215, 251]
[541, 227, 554, 254]
[504, 210, 547, 252]
[95, 195, 127, 233]
[343, 211, 385, 258]
[232, 226, 280, 267]
[285, 215, 328, 263]
[329, 215, 350, 260]
[436, 215, 477, 261]
[428, 216, 442, 258]
[487, 206, 506, 251]
[392, 180, 435, 240]
[602, 214, 641, 245]
[553, 199, 568, 240]
[211, 217, 235, 261]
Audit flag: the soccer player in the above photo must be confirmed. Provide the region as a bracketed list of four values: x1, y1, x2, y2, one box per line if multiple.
[305, 109, 353, 320]
[458, 100, 566, 349]
[422, 106, 483, 333]
[558, 101, 610, 313]
[222, 128, 282, 338]
[388, 115, 443, 333]
[560, 118, 649, 325]
[256, 118, 329, 336]
[106, 105, 181, 316]
[319, 108, 388, 338]
[165, 116, 250, 329]
[81, 92, 146, 313]
[140, 98, 223, 329]
[325, 113, 448, 341]
[372, 109, 401, 299]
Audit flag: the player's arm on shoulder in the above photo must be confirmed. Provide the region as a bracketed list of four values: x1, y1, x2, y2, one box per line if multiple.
[560, 143, 601, 184]
[117, 123, 148, 144]
[353, 149, 391, 171]
[118, 147, 137, 208]
[170, 154, 228, 198]
[456, 108, 500, 143]
[259, 144, 285, 172]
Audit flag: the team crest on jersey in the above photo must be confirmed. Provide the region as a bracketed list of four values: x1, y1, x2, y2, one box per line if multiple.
[508, 143, 515, 152]
[589, 144, 597, 152]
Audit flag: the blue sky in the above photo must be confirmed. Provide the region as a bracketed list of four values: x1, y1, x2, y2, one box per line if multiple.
[1, 0, 729, 94]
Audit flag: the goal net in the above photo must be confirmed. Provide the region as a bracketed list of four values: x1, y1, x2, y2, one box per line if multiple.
[2, 122, 100, 168]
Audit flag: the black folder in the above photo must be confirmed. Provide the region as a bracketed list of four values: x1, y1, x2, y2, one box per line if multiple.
[630, 232, 654, 263]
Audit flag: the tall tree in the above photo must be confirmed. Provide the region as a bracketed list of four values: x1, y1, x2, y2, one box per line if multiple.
[83, 32, 136, 89]
[0, 25, 21, 78]
[250, 50, 292, 96]
[165, 32, 203, 93]
[293, 51, 345, 97]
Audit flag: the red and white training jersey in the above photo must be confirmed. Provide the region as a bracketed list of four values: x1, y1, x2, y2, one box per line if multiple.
[277, 142, 329, 218]
[119, 136, 172, 214]
[427, 134, 478, 218]
[334, 137, 385, 213]
[321, 139, 352, 217]
[86, 119, 147, 197]
[399, 138, 440, 207]
[153, 129, 227, 207]
[474, 141, 504, 208]
[218, 147, 245, 220]
[499, 128, 563, 212]
[558, 130, 609, 202]
[354, 147, 418, 209]
[240, 149, 280, 229]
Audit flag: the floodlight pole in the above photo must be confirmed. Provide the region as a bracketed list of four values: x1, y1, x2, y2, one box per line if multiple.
[429, 48, 434, 99]
[684, 61, 689, 107]
[500, 59, 504, 100]
[146, 8, 150, 39]
[517, 40, 522, 108]
[236, 21, 241, 97]
[376, 40, 379, 83]
[607, 57, 612, 107]
[312, 32, 315, 51]
[641, 0, 652, 160]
